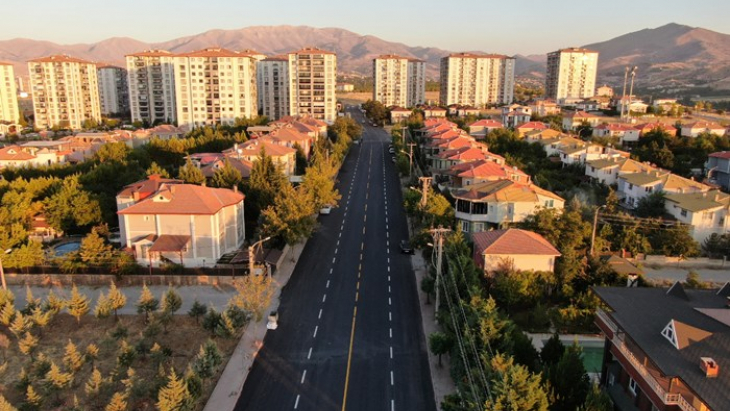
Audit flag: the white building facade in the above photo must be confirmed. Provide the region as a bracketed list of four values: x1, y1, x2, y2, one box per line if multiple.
[257, 56, 290, 120]
[97, 65, 129, 116]
[126, 50, 177, 125]
[28, 55, 101, 130]
[373, 55, 426, 108]
[439, 53, 515, 107]
[288, 48, 337, 123]
[0, 62, 19, 126]
[545, 48, 598, 102]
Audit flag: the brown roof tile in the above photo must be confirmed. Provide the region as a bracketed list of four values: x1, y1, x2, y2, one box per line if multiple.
[473, 229, 560, 256]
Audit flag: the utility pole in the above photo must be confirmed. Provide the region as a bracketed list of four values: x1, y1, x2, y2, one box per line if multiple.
[0, 249, 12, 290]
[627, 67, 638, 120]
[401, 126, 409, 143]
[419, 176, 432, 208]
[590, 205, 606, 256]
[248, 236, 272, 276]
[620, 66, 629, 120]
[429, 226, 451, 324]
[406, 142, 416, 176]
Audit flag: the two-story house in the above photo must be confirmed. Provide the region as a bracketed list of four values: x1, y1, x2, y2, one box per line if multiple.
[562, 111, 601, 131]
[453, 180, 564, 234]
[618, 171, 709, 209]
[681, 121, 726, 138]
[117, 176, 245, 267]
[593, 123, 641, 146]
[706, 151, 730, 191]
[634, 122, 677, 137]
[664, 190, 729, 244]
[594, 284, 730, 411]
[446, 160, 529, 189]
[468, 119, 503, 138]
[585, 157, 656, 186]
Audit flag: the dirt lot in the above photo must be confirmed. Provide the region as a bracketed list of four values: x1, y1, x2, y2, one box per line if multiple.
[0, 312, 241, 410]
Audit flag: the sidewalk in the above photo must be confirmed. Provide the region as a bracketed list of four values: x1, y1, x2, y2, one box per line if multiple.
[411, 249, 457, 409]
[203, 241, 306, 411]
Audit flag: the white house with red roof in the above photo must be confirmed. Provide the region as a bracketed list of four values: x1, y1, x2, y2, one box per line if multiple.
[467, 119, 503, 138]
[421, 106, 447, 119]
[515, 121, 548, 136]
[224, 140, 296, 176]
[681, 121, 726, 138]
[502, 109, 532, 128]
[562, 111, 601, 130]
[472, 228, 561, 273]
[117, 177, 245, 267]
[0, 142, 71, 168]
[634, 122, 678, 137]
[592, 123, 640, 145]
[446, 160, 529, 189]
[389, 106, 411, 123]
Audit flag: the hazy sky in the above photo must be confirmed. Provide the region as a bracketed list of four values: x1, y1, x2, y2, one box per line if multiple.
[2, 0, 727, 54]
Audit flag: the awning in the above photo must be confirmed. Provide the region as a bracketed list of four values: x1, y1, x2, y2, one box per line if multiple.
[149, 235, 191, 253]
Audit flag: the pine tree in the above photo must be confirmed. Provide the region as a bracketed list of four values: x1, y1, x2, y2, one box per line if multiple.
[24, 385, 42, 410]
[0, 394, 17, 411]
[94, 291, 113, 319]
[105, 392, 128, 411]
[107, 281, 127, 321]
[187, 300, 207, 325]
[29, 307, 53, 336]
[146, 162, 171, 178]
[156, 369, 191, 411]
[116, 339, 137, 368]
[161, 287, 182, 315]
[8, 312, 32, 338]
[43, 289, 65, 314]
[44, 361, 73, 402]
[0, 302, 15, 327]
[66, 284, 90, 324]
[63, 340, 85, 373]
[0, 334, 8, 361]
[184, 366, 203, 401]
[18, 332, 38, 360]
[486, 354, 549, 411]
[211, 159, 242, 189]
[177, 158, 206, 185]
[85, 343, 100, 368]
[136, 284, 159, 324]
[547, 344, 591, 411]
[215, 311, 236, 338]
[0, 289, 14, 311]
[21, 286, 41, 315]
[85, 367, 109, 404]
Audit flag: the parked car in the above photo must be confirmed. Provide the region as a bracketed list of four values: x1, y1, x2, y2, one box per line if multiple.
[267, 311, 279, 330]
[319, 205, 333, 215]
[399, 240, 414, 254]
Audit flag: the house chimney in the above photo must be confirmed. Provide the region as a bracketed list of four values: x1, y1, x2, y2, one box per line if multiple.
[233, 185, 238, 193]
[700, 357, 719, 378]
[133, 191, 140, 202]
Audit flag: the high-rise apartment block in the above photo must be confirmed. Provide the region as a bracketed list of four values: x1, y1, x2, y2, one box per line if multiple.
[372, 55, 425, 108]
[257, 56, 290, 120]
[0, 62, 19, 125]
[126, 50, 177, 125]
[288, 48, 337, 123]
[97, 64, 129, 116]
[439, 53, 515, 107]
[545, 48, 598, 101]
[172, 48, 258, 128]
[28, 55, 101, 130]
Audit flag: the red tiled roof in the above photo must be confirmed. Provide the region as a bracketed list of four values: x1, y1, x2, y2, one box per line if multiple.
[684, 121, 725, 130]
[148, 235, 191, 252]
[709, 151, 730, 159]
[634, 122, 677, 132]
[455, 161, 527, 179]
[595, 123, 633, 131]
[118, 183, 244, 215]
[469, 119, 503, 128]
[0, 145, 35, 161]
[29, 54, 94, 64]
[126, 50, 174, 58]
[473, 229, 560, 256]
[565, 111, 598, 119]
[516, 121, 548, 130]
[438, 146, 485, 160]
[117, 175, 184, 200]
[232, 140, 296, 157]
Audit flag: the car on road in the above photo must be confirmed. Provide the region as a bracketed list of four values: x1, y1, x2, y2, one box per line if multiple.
[319, 205, 333, 215]
[267, 311, 279, 330]
[399, 240, 414, 254]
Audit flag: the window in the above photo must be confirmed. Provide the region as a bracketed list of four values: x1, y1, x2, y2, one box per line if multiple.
[680, 209, 688, 217]
[629, 378, 638, 396]
[460, 220, 470, 233]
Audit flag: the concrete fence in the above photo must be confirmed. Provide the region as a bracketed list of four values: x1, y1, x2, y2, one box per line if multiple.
[641, 255, 728, 269]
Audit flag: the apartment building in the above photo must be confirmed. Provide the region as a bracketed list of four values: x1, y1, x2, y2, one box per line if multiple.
[594, 285, 730, 411]
[28, 55, 101, 130]
[125, 50, 177, 125]
[288, 48, 337, 123]
[97, 64, 129, 116]
[0, 62, 19, 126]
[372, 55, 425, 108]
[173, 48, 258, 129]
[258, 55, 290, 120]
[545, 48, 598, 102]
[439, 53, 515, 107]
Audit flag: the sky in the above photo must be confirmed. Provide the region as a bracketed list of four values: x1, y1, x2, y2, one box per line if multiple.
[2, 0, 728, 54]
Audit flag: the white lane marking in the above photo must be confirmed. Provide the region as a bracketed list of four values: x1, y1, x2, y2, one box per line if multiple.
[301, 370, 307, 384]
[332, 257, 336, 264]
[389, 297, 392, 305]
[329, 268, 333, 274]
[386, 217, 388, 224]
[391, 399, 395, 411]
[387, 241, 389, 247]
[386, 225, 389, 230]
[344, 212, 347, 217]
[335, 247, 338, 254]
[339, 232, 342, 238]
[387, 248, 390, 254]
[313, 326, 318, 338]
[387, 258, 390, 264]
[389, 312, 392, 321]
[390, 346, 393, 359]
[390, 328, 393, 338]
[318, 309, 323, 319]
[386, 232, 389, 238]
[308, 347, 312, 359]
[326, 280, 330, 288]
[387, 266, 390, 272]
[295, 395, 300, 409]
[389, 286, 391, 293]
[391, 371, 394, 385]
[337, 240, 340, 246]
[322, 294, 327, 303]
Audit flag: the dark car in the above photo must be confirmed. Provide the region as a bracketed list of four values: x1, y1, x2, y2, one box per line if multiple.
[399, 240, 414, 254]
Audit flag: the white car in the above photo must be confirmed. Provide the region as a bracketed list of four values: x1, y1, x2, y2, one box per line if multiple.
[319, 205, 333, 215]
[267, 311, 279, 330]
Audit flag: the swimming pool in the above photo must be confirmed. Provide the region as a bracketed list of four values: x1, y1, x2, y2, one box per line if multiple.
[52, 241, 81, 256]
[581, 343, 604, 373]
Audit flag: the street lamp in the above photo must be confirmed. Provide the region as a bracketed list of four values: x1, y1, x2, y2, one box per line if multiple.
[401, 148, 414, 177]
[248, 237, 272, 277]
[590, 205, 607, 256]
[0, 248, 13, 290]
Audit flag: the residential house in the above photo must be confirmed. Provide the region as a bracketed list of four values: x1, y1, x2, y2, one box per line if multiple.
[515, 121, 548, 137]
[224, 140, 296, 176]
[453, 180, 564, 233]
[593, 123, 641, 146]
[200, 157, 253, 180]
[681, 121, 726, 138]
[446, 160, 529, 189]
[523, 129, 566, 144]
[562, 111, 601, 131]
[634, 122, 678, 137]
[472, 229, 560, 274]
[262, 127, 314, 159]
[466, 119, 501, 139]
[422, 106, 447, 119]
[529, 99, 561, 117]
[664, 190, 729, 244]
[595, 85, 613, 97]
[706, 151, 730, 191]
[502, 108, 532, 128]
[558, 143, 629, 166]
[534, 135, 585, 157]
[594, 284, 730, 411]
[585, 157, 656, 186]
[431, 145, 504, 177]
[117, 178, 245, 267]
[390, 106, 411, 123]
[618, 171, 710, 209]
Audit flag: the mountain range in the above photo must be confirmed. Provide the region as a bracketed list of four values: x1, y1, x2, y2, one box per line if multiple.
[1, 23, 729, 91]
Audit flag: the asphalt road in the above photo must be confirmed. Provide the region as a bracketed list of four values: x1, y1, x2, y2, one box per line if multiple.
[235, 109, 435, 411]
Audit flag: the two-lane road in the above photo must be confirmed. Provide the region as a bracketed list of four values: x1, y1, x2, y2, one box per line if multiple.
[235, 109, 435, 411]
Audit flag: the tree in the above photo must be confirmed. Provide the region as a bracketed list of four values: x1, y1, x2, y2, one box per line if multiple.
[651, 225, 700, 257]
[104, 392, 128, 411]
[156, 369, 192, 411]
[3, 241, 44, 272]
[576, 121, 593, 139]
[43, 290, 64, 315]
[580, 384, 613, 411]
[107, 281, 127, 321]
[0, 394, 17, 411]
[177, 158, 206, 185]
[44, 361, 73, 402]
[301, 155, 341, 209]
[136, 284, 159, 324]
[8, 313, 32, 338]
[486, 354, 549, 411]
[184, 366, 203, 400]
[116, 339, 137, 368]
[24, 385, 42, 410]
[211, 159, 242, 189]
[188, 300, 207, 325]
[260, 183, 316, 247]
[192, 340, 223, 379]
[85, 344, 99, 368]
[161, 287, 183, 315]
[635, 191, 666, 218]
[230, 275, 277, 321]
[94, 142, 130, 163]
[84, 367, 107, 400]
[44, 175, 102, 234]
[79, 229, 114, 268]
[146, 162, 171, 178]
[540, 333, 565, 366]
[0, 334, 9, 361]
[547, 344, 591, 411]
[18, 332, 38, 360]
[428, 332, 453, 366]
[94, 291, 113, 319]
[66, 284, 90, 324]
[63, 340, 85, 373]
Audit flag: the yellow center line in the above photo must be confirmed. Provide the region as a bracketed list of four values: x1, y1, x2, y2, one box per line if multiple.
[341, 306, 358, 411]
